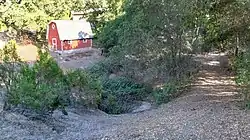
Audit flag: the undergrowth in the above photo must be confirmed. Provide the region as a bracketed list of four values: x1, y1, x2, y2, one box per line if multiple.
[234, 51, 250, 108]
[0, 40, 101, 115]
[99, 76, 149, 114]
[153, 77, 193, 105]
[87, 56, 196, 114]
[0, 40, 197, 115]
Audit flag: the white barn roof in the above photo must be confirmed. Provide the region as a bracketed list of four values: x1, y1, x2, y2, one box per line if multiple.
[48, 20, 94, 40]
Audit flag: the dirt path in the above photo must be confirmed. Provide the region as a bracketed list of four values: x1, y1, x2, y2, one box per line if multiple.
[2, 53, 250, 140]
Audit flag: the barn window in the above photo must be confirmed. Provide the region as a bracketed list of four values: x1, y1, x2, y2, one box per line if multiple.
[82, 39, 87, 43]
[52, 24, 55, 29]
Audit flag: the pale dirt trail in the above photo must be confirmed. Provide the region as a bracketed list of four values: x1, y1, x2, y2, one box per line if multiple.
[1, 53, 250, 140]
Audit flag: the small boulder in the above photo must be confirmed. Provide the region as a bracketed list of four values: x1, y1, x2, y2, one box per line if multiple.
[108, 74, 117, 79]
[219, 54, 229, 68]
[64, 58, 70, 62]
[132, 102, 152, 113]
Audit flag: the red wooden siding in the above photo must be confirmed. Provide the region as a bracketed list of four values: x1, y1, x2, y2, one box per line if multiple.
[47, 22, 62, 50]
[62, 39, 92, 51]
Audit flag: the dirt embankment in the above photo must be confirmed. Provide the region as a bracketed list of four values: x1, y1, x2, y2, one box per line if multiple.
[50, 48, 104, 70]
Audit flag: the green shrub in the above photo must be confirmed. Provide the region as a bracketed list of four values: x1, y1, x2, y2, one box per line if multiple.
[99, 94, 124, 114]
[153, 82, 178, 104]
[6, 49, 69, 114]
[153, 78, 191, 105]
[102, 77, 147, 100]
[0, 40, 104, 115]
[235, 52, 250, 85]
[65, 69, 102, 108]
[97, 16, 125, 54]
[0, 40, 22, 92]
[87, 57, 122, 78]
[88, 57, 151, 114]
[0, 40, 24, 110]
[234, 51, 250, 106]
[87, 59, 113, 78]
[99, 76, 149, 114]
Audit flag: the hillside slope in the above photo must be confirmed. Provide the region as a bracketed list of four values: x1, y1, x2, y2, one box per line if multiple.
[1, 53, 250, 140]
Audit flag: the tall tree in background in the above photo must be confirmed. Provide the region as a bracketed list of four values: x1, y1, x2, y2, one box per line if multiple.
[0, 0, 84, 38]
[187, 0, 250, 54]
[0, 0, 125, 39]
[82, 0, 125, 33]
[98, 0, 197, 84]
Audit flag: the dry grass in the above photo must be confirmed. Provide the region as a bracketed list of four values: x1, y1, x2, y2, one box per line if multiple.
[14, 44, 104, 70]
[16, 44, 39, 62]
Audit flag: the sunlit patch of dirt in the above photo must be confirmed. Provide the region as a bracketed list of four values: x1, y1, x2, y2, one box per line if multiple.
[16, 44, 38, 62]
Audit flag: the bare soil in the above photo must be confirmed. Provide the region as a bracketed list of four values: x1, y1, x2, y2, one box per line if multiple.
[1, 53, 250, 140]
[49, 48, 104, 70]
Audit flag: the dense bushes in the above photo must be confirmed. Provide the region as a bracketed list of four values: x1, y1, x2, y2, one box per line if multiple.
[1, 0, 202, 115]
[93, 0, 198, 113]
[7, 50, 69, 114]
[99, 77, 149, 114]
[153, 83, 178, 105]
[97, 16, 125, 54]
[65, 69, 102, 108]
[0, 40, 149, 115]
[0, 40, 23, 111]
[234, 51, 250, 107]
[87, 58, 154, 114]
[153, 78, 192, 105]
[86, 55, 195, 114]
[0, 40, 102, 115]
[0, 42, 70, 114]
[97, 0, 197, 83]
[87, 57, 122, 79]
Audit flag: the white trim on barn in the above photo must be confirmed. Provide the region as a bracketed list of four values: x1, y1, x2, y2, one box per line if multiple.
[52, 38, 57, 51]
[52, 24, 56, 29]
[61, 40, 64, 52]
[82, 39, 87, 43]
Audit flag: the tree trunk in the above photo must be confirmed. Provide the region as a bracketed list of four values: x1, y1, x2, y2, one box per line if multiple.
[235, 33, 239, 57]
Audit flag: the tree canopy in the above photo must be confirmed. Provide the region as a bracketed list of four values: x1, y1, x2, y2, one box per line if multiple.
[0, 0, 124, 37]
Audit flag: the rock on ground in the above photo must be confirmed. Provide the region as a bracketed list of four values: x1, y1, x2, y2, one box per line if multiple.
[132, 102, 152, 113]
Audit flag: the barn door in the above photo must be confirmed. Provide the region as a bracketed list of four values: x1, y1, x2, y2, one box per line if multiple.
[51, 38, 57, 51]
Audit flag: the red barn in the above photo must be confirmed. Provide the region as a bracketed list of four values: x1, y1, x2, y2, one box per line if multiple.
[46, 20, 93, 52]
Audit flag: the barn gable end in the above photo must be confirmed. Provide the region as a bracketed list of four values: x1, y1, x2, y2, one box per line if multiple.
[47, 22, 62, 51]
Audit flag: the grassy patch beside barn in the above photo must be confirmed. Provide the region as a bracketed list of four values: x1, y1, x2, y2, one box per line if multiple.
[16, 44, 39, 62]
